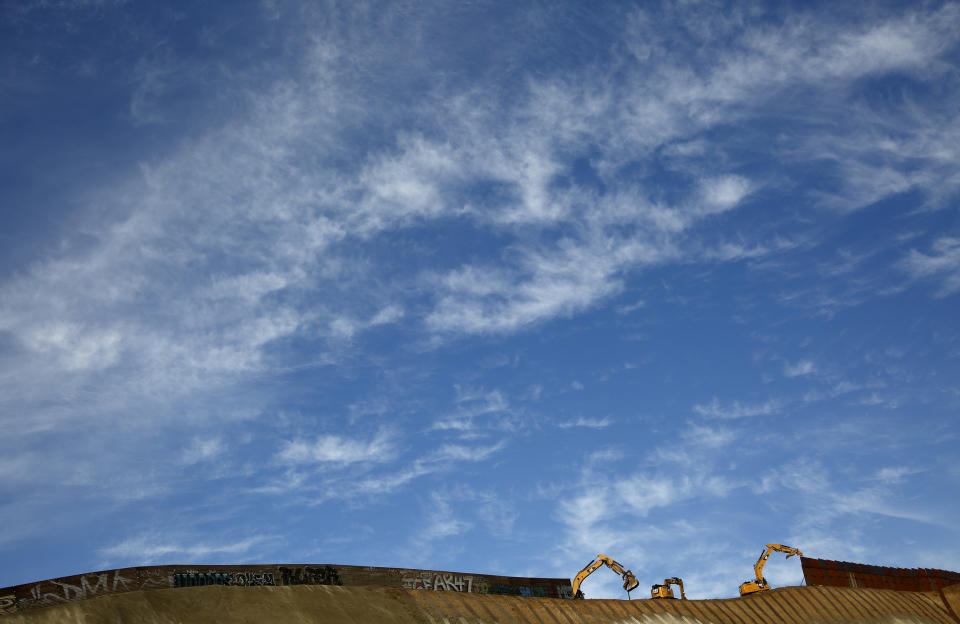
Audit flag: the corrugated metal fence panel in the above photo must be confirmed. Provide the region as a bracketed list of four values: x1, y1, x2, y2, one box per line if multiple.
[802, 557, 960, 593]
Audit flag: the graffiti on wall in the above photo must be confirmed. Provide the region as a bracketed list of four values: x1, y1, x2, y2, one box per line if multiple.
[172, 567, 341, 588]
[400, 574, 554, 597]
[1, 563, 573, 616]
[229, 571, 277, 586]
[278, 566, 342, 586]
[172, 571, 276, 588]
[0, 595, 16, 615]
[28, 571, 133, 606]
[487, 583, 549, 597]
[401, 572, 474, 592]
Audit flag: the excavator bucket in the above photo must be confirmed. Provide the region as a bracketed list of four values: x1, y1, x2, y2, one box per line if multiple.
[572, 554, 641, 599]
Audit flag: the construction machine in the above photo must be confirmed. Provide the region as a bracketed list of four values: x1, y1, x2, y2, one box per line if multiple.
[572, 554, 641, 599]
[739, 543, 803, 596]
[651, 577, 686, 599]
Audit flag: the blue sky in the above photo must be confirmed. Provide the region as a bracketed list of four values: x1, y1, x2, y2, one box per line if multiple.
[2, 0, 959, 600]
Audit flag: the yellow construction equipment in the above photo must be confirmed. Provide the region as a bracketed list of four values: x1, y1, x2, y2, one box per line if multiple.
[651, 577, 686, 599]
[572, 554, 640, 599]
[739, 543, 803, 596]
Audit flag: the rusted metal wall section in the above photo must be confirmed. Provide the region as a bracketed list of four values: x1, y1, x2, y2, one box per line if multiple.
[0, 563, 573, 615]
[802, 557, 960, 592]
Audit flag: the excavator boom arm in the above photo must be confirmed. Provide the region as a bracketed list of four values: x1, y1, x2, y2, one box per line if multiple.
[753, 544, 803, 585]
[665, 577, 686, 600]
[571, 554, 640, 599]
[599, 555, 628, 578]
[571, 559, 605, 598]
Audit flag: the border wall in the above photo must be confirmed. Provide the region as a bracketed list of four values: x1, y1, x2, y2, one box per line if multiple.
[802, 557, 960, 592]
[0, 563, 573, 615]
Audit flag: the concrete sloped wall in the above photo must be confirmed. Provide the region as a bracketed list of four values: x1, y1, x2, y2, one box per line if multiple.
[941, 583, 960, 622]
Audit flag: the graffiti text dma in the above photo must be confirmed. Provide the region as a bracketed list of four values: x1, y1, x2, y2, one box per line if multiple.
[172, 571, 276, 588]
[29, 571, 133, 606]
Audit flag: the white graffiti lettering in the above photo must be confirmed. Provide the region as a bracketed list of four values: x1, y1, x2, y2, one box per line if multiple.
[401, 572, 473, 592]
[28, 571, 132, 606]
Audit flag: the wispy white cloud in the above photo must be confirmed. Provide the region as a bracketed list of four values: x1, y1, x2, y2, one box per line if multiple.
[557, 416, 612, 429]
[682, 423, 736, 448]
[348, 397, 389, 421]
[352, 463, 437, 497]
[783, 359, 816, 377]
[875, 466, 922, 484]
[354, 439, 509, 496]
[616, 478, 689, 517]
[329, 305, 405, 339]
[277, 429, 395, 465]
[431, 440, 506, 462]
[102, 534, 276, 565]
[698, 175, 752, 215]
[557, 458, 739, 553]
[700, 239, 797, 262]
[857, 393, 899, 409]
[586, 448, 624, 463]
[254, 435, 509, 503]
[759, 457, 946, 527]
[424, 232, 674, 335]
[902, 237, 960, 296]
[430, 388, 512, 432]
[179, 437, 225, 465]
[21, 322, 123, 372]
[834, 487, 944, 526]
[693, 397, 781, 419]
[370, 304, 404, 326]
[402, 486, 519, 567]
[615, 300, 645, 314]
[419, 492, 472, 542]
[802, 380, 875, 403]
[758, 457, 831, 494]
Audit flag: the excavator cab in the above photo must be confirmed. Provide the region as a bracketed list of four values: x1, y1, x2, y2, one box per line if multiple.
[739, 544, 803, 596]
[572, 554, 641, 599]
[651, 577, 686, 599]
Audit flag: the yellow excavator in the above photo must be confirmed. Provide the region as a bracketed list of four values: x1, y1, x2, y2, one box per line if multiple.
[650, 577, 686, 599]
[739, 543, 803, 596]
[572, 554, 640, 599]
